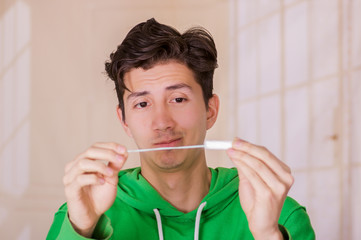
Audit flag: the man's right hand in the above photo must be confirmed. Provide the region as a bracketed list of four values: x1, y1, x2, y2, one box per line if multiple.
[62, 142, 128, 237]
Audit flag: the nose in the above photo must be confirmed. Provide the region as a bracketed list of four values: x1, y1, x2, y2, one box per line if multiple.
[151, 103, 175, 132]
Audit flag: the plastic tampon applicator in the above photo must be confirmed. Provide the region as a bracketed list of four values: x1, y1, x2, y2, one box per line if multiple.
[127, 140, 232, 153]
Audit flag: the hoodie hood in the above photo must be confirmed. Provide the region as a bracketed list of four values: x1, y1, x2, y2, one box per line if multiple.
[116, 167, 239, 220]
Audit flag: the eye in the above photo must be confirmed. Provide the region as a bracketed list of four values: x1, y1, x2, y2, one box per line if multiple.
[172, 97, 187, 103]
[135, 102, 148, 109]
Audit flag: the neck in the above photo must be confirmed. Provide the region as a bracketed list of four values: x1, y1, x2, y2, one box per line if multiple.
[140, 152, 212, 213]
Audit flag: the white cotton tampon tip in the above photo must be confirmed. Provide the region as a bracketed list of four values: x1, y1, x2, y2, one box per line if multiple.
[204, 140, 233, 150]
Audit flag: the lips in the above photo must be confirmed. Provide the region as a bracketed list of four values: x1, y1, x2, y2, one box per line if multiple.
[153, 138, 182, 148]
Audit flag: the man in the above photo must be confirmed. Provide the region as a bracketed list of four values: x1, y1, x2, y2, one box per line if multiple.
[47, 18, 315, 239]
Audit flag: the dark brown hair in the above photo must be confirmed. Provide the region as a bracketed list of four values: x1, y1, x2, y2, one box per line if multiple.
[105, 18, 218, 120]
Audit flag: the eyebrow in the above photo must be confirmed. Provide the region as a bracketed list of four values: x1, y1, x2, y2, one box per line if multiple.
[126, 83, 192, 101]
[165, 83, 192, 91]
[126, 90, 150, 101]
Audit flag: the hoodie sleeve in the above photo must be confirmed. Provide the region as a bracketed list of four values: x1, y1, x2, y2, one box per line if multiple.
[279, 207, 315, 240]
[47, 204, 113, 240]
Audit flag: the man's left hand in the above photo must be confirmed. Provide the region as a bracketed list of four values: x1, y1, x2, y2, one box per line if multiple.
[227, 138, 294, 240]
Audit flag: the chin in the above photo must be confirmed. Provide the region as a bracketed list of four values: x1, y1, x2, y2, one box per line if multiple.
[155, 152, 185, 170]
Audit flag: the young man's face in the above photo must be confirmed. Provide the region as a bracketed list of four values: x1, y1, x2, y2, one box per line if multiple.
[118, 61, 219, 171]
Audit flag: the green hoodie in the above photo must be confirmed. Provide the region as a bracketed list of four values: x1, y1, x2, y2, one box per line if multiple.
[47, 167, 315, 239]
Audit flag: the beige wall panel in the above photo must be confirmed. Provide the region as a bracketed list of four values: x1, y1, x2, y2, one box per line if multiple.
[0, 0, 231, 239]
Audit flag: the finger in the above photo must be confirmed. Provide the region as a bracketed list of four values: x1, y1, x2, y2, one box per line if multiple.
[65, 143, 128, 174]
[236, 167, 255, 211]
[228, 149, 280, 185]
[102, 174, 119, 187]
[79, 146, 126, 166]
[228, 149, 292, 196]
[63, 159, 114, 186]
[230, 154, 270, 196]
[232, 138, 291, 175]
[64, 173, 105, 193]
[65, 160, 77, 173]
[230, 156, 287, 211]
[74, 173, 105, 188]
[108, 156, 126, 172]
[92, 142, 127, 156]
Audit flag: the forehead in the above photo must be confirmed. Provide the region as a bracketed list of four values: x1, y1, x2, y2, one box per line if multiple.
[123, 62, 197, 90]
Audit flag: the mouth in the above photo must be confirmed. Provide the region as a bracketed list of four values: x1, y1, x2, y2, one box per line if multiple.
[153, 138, 182, 148]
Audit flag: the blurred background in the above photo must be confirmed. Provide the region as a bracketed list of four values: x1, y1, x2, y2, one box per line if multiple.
[0, 0, 360, 239]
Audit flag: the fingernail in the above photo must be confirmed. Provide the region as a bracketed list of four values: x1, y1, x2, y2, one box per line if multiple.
[233, 138, 243, 148]
[116, 154, 123, 163]
[117, 145, 126, 154]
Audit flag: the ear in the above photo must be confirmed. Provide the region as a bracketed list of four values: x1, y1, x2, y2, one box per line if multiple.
[116, 106, 133, 138]
[206, 94, 219, 130]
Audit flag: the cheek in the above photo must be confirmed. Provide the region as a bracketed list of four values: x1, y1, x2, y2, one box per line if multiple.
[177, 105, 207, 130]
[125, 113, 151, 139]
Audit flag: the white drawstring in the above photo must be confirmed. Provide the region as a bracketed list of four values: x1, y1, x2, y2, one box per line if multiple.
[153, 201, 207, 240]
[153, 208, 164, 240]
[194, 202, 207, 240]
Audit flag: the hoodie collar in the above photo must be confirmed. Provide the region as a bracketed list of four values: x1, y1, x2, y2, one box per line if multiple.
[116, 167, 239, 219]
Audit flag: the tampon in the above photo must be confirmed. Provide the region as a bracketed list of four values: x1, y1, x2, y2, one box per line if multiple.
[127, 140, 232, 153]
